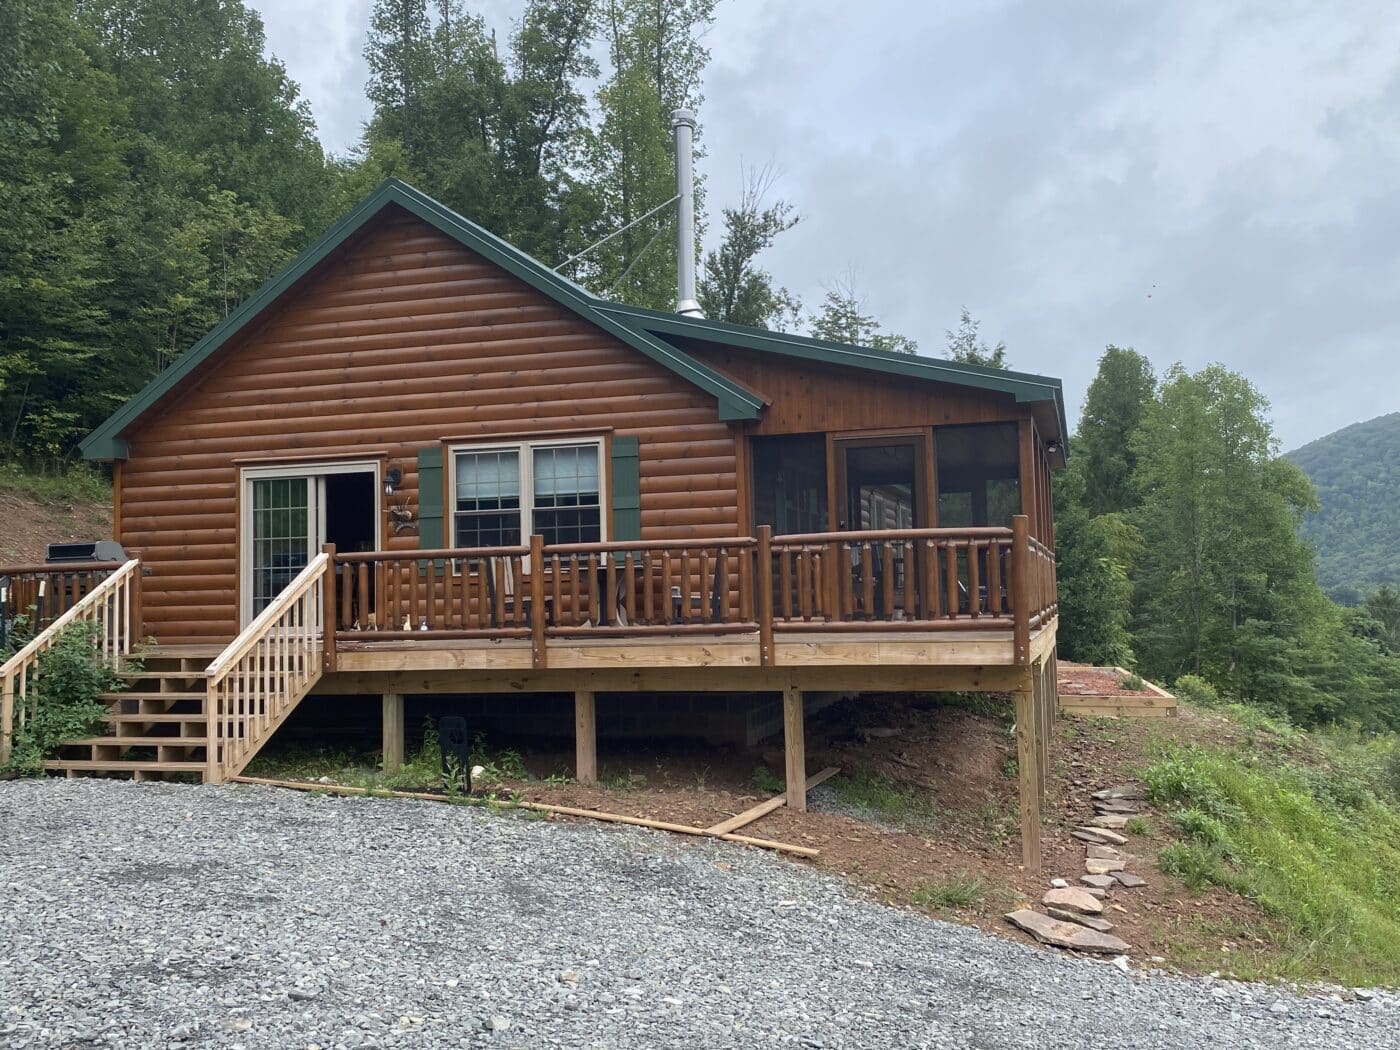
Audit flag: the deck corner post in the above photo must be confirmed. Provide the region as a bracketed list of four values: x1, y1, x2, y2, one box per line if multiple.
[783, 683, 806, 812]
[529, 533, 547, 669]
[321, 544, 337, 672]
[757, 526, 774, 666]
[204, 686, 223, 785]
[1011, 516, 1030, 666]
[1013, 674, 1042, 871]
[382, 692, 405, 773]
[575, 690, 597, 785]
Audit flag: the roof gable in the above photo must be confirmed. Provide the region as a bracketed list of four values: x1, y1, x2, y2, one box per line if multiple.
[80, 180, 764, 460]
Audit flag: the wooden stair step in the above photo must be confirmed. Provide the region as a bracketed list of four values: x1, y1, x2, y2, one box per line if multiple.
[102, 691, 206, 702]
[104, 712, 208, 724]
[43, 760, 206, 773]
[119, 671, 209, 680]
[70, 736, 209, 747]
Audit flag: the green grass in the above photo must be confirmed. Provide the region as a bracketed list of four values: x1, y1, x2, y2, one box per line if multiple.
[1124, 815, 1153, 836]
[1144, 736, 1400, 986]
[750, 765, 784, 795]
[831, 770, 940, 828]
[911, 873, 984, 910]
[0, 462, 109, 506]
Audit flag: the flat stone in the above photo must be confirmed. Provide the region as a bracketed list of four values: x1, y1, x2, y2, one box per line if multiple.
[1046, 906, 1116, 933]
[1042, 888, 1103, 915]
[1093, 785, 1145, 801]
[1075, 826, 1128, 845]
[1091, 814, 1131, 830]
[1112, 871, 1147, 888]
[1005, 909, 1131, 955]
[1084, 887, 1109, 899]
[1086, 844, 1122, 861]
[1080, 874, 1118, 889]
[1086, 858, 1125, 875]
[1050, 878, 1069, 889]
[1094, 798, 1142, 814]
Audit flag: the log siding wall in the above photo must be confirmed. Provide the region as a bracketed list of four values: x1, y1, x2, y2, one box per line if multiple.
[114, 207, 1052, 645]
[118, 210, 738, 644]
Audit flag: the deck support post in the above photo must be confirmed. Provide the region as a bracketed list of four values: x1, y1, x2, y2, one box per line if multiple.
[321, 544, 337, 672]
[382, 693, 404, 773]
[575, 690, 597, 785]
[783, 684, 806, 812]
[1014, 673, 1042, 870]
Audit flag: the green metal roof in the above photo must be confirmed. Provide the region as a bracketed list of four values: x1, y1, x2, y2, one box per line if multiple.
[82, 178, 1067, 461]
[80, 179, 765, 460]
[595, 301, 1069, 451]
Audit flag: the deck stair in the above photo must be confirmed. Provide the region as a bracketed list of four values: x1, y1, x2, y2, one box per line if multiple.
[44, 653, 211, 781]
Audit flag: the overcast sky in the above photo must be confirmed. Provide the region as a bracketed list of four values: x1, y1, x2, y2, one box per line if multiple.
[248, 0, 1400, 450]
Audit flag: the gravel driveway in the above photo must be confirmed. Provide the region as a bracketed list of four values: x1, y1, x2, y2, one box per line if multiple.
[2, 779, 1395, 1049]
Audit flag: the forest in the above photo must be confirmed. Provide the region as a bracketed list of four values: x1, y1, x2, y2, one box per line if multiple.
[1055, 348, 1400, 731]
[0, 0, 925, 467]
[2, 0, 1396, 731]
[1287, 412, 1400, 603]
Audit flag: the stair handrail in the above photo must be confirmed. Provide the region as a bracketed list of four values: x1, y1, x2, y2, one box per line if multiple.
[205, 553, 330, 783]
[0, 558, 143, 765]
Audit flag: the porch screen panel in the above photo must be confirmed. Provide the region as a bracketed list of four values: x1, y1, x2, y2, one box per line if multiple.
[752, 434, 828, 534]
[251, 476, 310, 615]
[454, 450, 521, 547]
[533, 444, 601, 545]
[935, 423, 1020, 527]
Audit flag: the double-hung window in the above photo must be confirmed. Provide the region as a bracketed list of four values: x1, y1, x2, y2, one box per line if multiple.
[452, 438, 604, 548]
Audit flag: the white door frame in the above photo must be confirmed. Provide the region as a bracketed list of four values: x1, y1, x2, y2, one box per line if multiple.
[239, 459, 382, 626]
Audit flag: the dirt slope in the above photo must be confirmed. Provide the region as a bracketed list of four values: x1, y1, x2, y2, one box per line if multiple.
[0, 487, 113, 564]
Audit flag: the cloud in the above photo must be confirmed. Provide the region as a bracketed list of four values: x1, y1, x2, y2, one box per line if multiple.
[249, 0, 1400, 447]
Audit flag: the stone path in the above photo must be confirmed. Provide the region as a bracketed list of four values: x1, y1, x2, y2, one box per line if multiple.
[1005, 784, 1148, 956]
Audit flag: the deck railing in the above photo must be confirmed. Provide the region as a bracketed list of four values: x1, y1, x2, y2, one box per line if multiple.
[324, 516, 1057, 669]
[1, 562, 129, 643]
[0, 559, 143, 764]
[205, 552, 329, 783]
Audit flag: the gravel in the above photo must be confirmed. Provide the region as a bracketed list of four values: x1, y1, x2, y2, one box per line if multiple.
[2, 779, 1396, 1049]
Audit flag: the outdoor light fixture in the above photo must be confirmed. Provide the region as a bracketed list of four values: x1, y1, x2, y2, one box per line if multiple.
[1046, 440, 1062, 455]
[384, 466, 403, 495]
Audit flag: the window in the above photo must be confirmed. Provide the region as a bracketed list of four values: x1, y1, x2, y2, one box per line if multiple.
[935, 423, 1021, 527]
[453, 439, 603, 548]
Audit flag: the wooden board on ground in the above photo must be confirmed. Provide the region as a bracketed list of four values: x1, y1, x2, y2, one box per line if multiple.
[704, 766, 840, 836]
[230, 774, 821, 858]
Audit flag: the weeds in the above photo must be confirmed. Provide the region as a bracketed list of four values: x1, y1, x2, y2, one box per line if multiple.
[0, 462, 110, 506]
[832, 770, 939, 828]
[911, 874, 984, 909]
[1118, 672, 1146, 692]
[1124, 815, 1153, 836]
[750, 766, 784, 795]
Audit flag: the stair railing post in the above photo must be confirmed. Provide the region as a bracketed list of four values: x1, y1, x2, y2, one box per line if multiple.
[1, 673, 13, 766]
[321, 544, 337, 673]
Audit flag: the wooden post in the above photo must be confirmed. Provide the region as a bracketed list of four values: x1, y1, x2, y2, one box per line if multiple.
[1014, 675, 1041, 870]
[130, 557, 145, 643]
[575, 690, 597, 785]
[1, 674, 13, 766]
[783, 684, 806, 812]
[529, 534, 547, 669]
[757, 526, 774, 666]
[1011, 515, 1030, 665]
[321, 544, 337, 672]
[382, 692, 404, 773]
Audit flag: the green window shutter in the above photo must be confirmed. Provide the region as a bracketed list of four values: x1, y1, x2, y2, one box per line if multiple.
[611, 435, 641, 541]
[418, 446, 444, 550]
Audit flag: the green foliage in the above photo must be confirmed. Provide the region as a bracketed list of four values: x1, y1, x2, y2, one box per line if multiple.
[750, 765, 784, 795]
[1172, 674, 1219, 707]
[1118, 672, 1146, 692]
[831, 770, 939, 827]
[0, 462, 110, 505]
[697, 167, 801, 329]
[1144, 740, 1400, 985]
[911, 873, 984, 909]
[1076, 346, 1156, 516]
[944, 308, 1007, 368]
[810, 277, 917, 353]
[1288, 412, 1400, 600]
[1051, 460, 1136, 665]
[3, 621, 122, 774]
[1123, 815, 1152, 836]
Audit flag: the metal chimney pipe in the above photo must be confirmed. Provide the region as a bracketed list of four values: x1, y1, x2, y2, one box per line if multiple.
[672, 109, 703, 317]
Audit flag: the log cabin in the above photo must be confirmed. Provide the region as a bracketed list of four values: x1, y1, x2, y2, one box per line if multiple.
[1, 178, 1065, 866]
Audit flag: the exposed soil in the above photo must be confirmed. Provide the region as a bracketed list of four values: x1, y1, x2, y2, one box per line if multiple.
[0, 488, 112, 564]
[257, 694, 1285, 977]
[1058, 661, 1163, 697]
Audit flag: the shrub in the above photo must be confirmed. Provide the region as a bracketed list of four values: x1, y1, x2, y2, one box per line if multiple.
[1118, 671, 1146, 692]
[4, 621, 122, 774]
[1158, 841, 1228, 891]
[1172, 674, 1219, 707]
